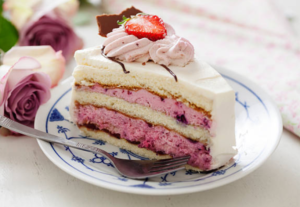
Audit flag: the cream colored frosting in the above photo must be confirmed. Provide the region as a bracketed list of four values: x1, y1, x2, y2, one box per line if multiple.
[103, 23, 194, 66]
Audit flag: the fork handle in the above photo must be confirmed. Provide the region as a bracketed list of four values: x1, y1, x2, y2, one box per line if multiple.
[0, 115, 114, 162]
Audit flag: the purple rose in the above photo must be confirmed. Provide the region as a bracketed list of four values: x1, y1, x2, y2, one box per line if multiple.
[0, 57, 51, 134]
[19, 14, 83, 61]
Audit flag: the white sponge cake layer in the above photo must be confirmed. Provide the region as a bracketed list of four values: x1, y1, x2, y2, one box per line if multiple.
[74, 47, 232, 112]
[72, 90, 211, 142]
[73, 64, 213, 113]
[73, 47, 237, 170]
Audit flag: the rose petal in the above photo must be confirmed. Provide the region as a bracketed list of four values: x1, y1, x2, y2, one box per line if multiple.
[3, 46, 65, 87]
[1, 63, 51, 127]
[5, 0, 78, 27]
[13, 57, 41, 70]
[19, 15, 83, 61]
[6, 84, 38, 121]
[4, 81, 49, 125]
[0, 65, 12, 106]
[15, 94, 39, 121]
[6, 75, 51, 110]
[30, 0, 75, 22]
[0, 57, 41, 106]
[23, 95, 40, 120]
[56, 0, 79, 20]
[3, 0, 41, 30]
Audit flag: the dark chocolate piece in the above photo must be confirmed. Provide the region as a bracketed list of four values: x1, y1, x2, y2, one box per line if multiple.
[160, 64, 178, 82]
[96, 6, 142, 37]
[101, 46, 130, 74]
[96, 7, 180, 82]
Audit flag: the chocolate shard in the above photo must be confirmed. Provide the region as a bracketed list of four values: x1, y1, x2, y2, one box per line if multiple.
[96, 6, 142, 37]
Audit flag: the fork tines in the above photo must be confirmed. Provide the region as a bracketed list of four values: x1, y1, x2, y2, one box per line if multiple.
[149, 155, 190, 173]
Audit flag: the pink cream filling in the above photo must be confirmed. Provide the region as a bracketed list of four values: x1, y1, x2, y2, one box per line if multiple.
[76, 83, 211, 129]
[75, 104, 212, 170]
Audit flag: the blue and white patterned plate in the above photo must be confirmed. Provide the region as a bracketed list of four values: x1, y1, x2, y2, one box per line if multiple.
[35, 67, 282, 195]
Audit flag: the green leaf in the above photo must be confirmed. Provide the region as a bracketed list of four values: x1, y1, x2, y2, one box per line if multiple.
[78, 0, 90, 7]
[117, 15, 130, 26]
[0, 0, 3, 14]
[0, 16, 19, 52]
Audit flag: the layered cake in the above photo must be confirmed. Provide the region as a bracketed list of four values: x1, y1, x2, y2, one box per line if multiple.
[70, 7, 237, 171]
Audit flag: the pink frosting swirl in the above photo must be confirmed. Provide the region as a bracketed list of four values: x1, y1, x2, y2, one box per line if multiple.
[102, 24, 194, 66]
[103, 28, 153, 62]
[149, 35, 194, 67]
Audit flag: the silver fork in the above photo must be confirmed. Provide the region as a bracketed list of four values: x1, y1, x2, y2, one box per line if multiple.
[0, 115, 190, 179]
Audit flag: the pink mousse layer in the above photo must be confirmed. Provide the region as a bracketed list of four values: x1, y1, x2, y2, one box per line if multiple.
[75, 104, 212, 170]
[76, 84, 211, 129]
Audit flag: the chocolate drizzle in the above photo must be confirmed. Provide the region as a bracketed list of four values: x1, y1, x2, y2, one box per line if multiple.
[101, 46, 130, 74]
[96, 7, 179, 82]
[160, 64, 178, 82]
[100, 46, 179, 81]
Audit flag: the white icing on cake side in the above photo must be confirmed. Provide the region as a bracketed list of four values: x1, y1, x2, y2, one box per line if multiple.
[73, 47, 237, 170]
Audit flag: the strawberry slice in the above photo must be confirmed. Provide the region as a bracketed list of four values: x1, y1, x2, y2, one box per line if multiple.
[124, 15, 167, 41]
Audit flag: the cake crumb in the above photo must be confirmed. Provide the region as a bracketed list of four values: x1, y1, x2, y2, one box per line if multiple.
[142, 62, 146, 65]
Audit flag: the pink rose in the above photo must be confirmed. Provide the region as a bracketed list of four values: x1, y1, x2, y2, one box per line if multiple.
[4, 0, 79, 30]
[3, 46, 65, 88]
[19, 13, 83, 61]
[3, 0, 40, 30]
[4, 0, 82, 61]
[0, 57, 51, 134]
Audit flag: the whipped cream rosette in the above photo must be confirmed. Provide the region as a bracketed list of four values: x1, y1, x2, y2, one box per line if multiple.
[102, 17, 194, 67]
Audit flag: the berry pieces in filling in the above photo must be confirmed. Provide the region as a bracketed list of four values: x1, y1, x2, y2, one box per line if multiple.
[75, 83, 212, 129]
[75, 103, 212, 170]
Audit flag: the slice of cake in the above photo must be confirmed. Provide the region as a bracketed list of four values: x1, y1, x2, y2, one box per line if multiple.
[70, 8, 236, 171]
